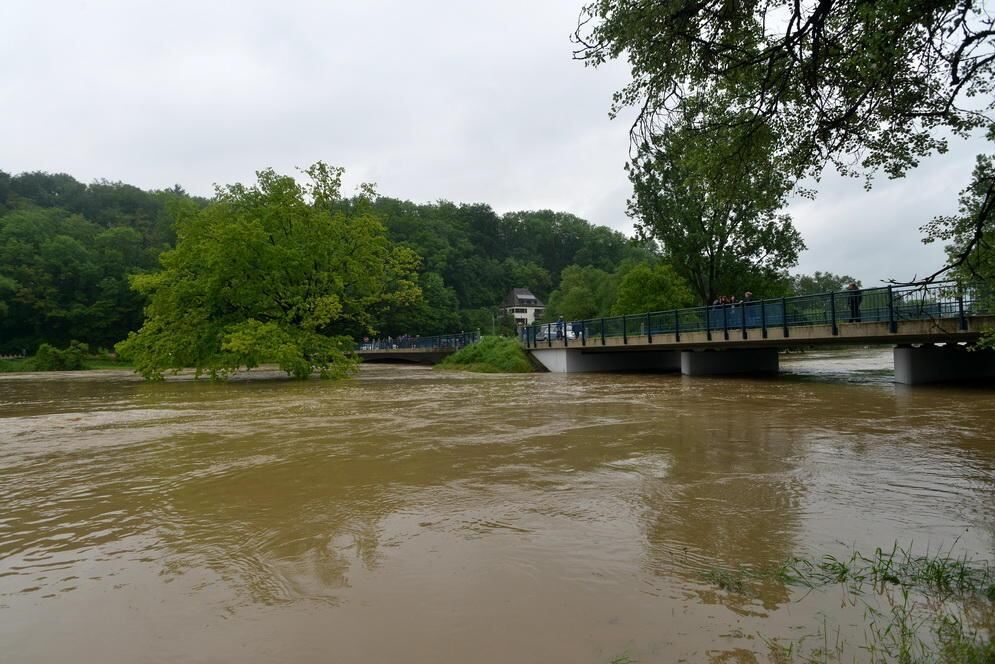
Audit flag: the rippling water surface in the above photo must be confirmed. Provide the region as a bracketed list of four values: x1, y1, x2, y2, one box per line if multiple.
[1, 348, 993, 662]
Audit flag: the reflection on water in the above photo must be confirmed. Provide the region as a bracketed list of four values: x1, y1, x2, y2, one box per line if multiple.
[0, 348, 993, 662]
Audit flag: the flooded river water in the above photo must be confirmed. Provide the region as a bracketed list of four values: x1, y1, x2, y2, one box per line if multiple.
[1, 348, 993, 662]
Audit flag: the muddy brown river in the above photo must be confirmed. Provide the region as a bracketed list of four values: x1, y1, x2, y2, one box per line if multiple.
[1, 348, 993, 662]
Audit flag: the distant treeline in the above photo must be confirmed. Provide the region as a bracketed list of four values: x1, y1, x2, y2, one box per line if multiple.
[0, 171, 207, 354]
[0, 169, 862, 355]
[0, 170, 653, 353]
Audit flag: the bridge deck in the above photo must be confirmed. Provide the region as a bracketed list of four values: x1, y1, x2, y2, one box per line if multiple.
[526, 316, 995, 352]
[523, 282, 995, 352]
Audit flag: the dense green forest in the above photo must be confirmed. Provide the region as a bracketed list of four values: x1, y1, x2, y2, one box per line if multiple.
[1, 168, 862, 357]
[0, 171, 205, 354]
[0, 169, 656, 354]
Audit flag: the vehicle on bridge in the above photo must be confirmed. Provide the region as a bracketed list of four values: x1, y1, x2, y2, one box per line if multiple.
[533, 325, 576, 342]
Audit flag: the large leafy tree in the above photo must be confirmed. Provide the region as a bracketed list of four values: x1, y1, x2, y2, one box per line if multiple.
[545, 264, 619, 320]
[629, 119, 805, 304]
[611, 262, 694, 314]
[116, 164, 421, 380]
[575, 1, 995, 283]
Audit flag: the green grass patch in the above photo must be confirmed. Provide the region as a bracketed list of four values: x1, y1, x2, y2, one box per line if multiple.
[435, 335, 533, 373]
[749, 543, 995, 662]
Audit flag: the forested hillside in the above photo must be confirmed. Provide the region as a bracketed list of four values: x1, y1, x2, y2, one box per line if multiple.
[364, 198, 655, 335]
[0, 171, 205, 354]
[0, 170, 655, 353]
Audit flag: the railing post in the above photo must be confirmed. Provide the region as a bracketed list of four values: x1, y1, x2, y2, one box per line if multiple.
[958, 292, 967, 331]
[830, 292, 838, 335]
[563, 323, 568, 347]
[887, 286, 897, 333]
[722, 305, 729, 341]
[782, 297, 789, 337]
[646, 313, 652, 343]
[581, 320, 586, 346]
[547, 323, 552, 348]
[706, 306, 712, 341]
[674, 309, 680, 342]
[761, 300, 768, 338]
[741, 304, 748, 340]
[622, 315, 628, 345]
[600, 318, 606, 346]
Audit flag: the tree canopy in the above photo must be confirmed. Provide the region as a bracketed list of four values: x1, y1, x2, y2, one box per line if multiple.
[574, 0, 995, 284]
[611, 262, 694, 314]
[574, 0, 995, 182]
[116, 164, 420, 379]
[923, 125, 995, 283]
[0, 173, 199, 354]
[545, 265, 619, 320]
[629, 120, 805, 304]
[791, 271, 863, 295]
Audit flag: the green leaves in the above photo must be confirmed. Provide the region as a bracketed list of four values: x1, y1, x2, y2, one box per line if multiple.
[611, 263, 694, 315]
[545, 265, 618, 320]
[116, 164, 419, 380]
[922, 126, 995, 284]
[576, 1, 994, 183]
[628, 119, 805, 304]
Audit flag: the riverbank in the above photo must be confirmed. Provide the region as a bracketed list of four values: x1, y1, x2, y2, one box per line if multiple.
[0, 356, 131, 373]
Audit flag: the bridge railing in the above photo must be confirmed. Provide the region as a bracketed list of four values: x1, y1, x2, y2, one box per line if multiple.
[523, 281, 995, 348]
[357, 331, 480, 352]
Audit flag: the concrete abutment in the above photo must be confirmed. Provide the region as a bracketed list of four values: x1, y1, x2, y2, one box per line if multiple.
[893, 344, 995, 385]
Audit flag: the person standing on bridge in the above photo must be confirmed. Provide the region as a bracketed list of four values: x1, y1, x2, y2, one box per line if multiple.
[846, 283, 862, 322]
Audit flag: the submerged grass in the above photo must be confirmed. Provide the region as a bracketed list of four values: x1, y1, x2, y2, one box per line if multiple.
[726, 542, 995, 663]
[776, 543, 995, 601]
[435, 336, 534, 373]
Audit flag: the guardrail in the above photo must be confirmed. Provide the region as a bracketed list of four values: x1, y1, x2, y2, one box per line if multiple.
[357, 331, 480, 352]
[523, 281, 995, 348]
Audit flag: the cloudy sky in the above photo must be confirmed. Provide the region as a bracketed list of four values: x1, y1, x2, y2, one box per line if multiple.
[2, 1, 989, 284]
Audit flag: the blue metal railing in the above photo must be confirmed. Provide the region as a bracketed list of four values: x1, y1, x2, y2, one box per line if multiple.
[522, 281, 995, 348]
[357, 331, 480, 352]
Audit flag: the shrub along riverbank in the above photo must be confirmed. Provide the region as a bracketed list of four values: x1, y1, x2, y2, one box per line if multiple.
[435, 336, 534, 373]
[0, 342, 130, 372]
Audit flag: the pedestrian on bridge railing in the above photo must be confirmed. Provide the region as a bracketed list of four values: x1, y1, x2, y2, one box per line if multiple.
[846, 283, 863, 322]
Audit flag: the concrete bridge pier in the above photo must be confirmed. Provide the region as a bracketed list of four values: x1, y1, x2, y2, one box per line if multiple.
[679, 348, 779, 377]
[894, 344, 995, 385]
[530, 349, 680, 373]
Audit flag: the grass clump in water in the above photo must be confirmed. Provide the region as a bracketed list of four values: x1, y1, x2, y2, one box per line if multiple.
[759, 542, 995, 662]
[435, 335, 533, 373]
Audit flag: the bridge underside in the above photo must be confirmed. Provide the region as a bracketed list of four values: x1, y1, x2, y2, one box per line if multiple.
[527, 316, 995, 384]
[530, 347, 781, 376]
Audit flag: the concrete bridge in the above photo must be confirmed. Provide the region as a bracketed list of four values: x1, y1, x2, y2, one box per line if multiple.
[522, 282, 995, 385]
[356, 332, 478, 365]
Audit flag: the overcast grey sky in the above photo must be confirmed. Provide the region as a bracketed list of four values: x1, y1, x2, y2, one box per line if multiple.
[2, 1, 989, 285]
